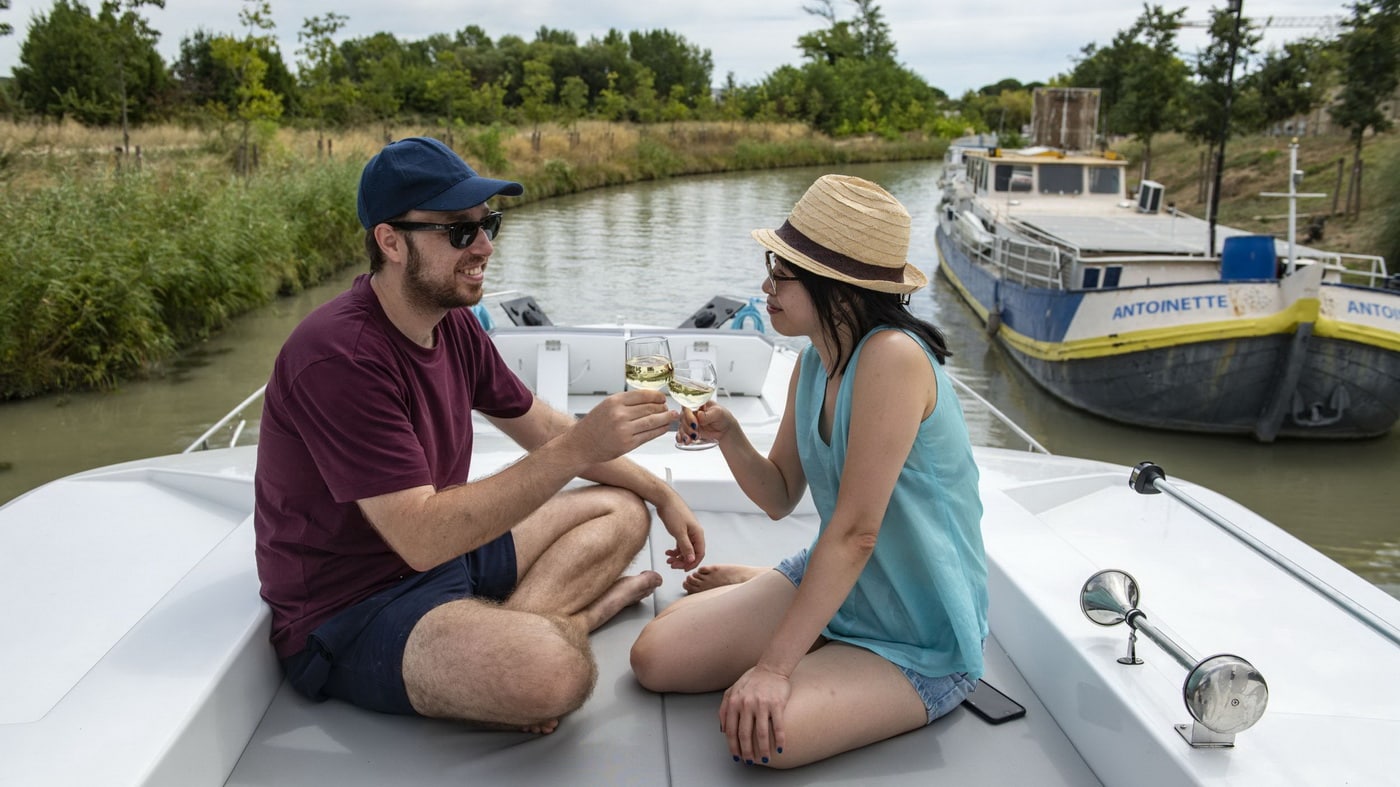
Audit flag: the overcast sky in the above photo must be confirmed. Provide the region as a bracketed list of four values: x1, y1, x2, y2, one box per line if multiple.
[0, 1, 1350, 97]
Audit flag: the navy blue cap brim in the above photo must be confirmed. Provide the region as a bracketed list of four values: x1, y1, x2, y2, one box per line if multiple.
[417, 175, 524, 214]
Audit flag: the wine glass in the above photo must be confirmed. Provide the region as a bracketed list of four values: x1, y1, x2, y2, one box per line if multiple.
[624, 336, 673, 391]
[669, 358, 719, 451]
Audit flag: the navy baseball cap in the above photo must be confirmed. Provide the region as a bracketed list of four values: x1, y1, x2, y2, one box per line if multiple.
[356, 137, 524, 229]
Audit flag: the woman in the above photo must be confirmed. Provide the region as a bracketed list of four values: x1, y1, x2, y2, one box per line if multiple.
[629, 174, 988, 768]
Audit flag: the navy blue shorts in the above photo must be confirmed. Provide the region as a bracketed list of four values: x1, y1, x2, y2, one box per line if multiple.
[282, 532, 517, 715]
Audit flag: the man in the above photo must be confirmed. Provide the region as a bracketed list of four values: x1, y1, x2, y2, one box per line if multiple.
[254, 137, 703, 733]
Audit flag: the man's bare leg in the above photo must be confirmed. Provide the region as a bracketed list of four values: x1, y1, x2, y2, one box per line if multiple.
[402, 486, 659, 731]
[506, 485, 654, 620]
[682, 564, 767, 594]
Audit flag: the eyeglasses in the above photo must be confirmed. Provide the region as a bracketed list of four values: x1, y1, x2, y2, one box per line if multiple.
[765, 251, 800, 290]
[386, 211, 503, 249]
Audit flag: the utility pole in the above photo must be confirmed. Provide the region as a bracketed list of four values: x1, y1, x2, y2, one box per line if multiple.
[1207, 0, 1246, 257]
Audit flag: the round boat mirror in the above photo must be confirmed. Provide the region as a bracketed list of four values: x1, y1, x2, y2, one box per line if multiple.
[1184, 654, 1269, 735]
[1080, 569, 1140, 627]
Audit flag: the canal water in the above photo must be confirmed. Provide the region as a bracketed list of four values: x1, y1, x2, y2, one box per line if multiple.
[1, 160, 1396, 598]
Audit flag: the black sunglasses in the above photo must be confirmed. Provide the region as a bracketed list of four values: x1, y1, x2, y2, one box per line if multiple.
[386, 211, 503, 249]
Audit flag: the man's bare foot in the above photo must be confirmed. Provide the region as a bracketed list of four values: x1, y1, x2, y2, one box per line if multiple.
[579, 570, 662, 632]
[521, 719, 560, 734]
[682, 564, 766, 594]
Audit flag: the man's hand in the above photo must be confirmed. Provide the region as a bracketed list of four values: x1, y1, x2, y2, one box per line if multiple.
[655, 494, 705, 570]
[565, 389, 675, 464]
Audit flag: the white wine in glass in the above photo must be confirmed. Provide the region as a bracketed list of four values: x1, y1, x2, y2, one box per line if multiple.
[669, 359, 718, 450]
[624, 336, 673, 391]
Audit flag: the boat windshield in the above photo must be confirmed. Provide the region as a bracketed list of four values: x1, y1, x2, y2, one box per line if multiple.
[1088, 166, 1121, 195]
[994, 164, 1033, 192]
[1039, 164, 1083, 195]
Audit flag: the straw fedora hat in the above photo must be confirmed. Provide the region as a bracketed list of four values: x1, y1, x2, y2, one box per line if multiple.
[751, 174, 927, 294]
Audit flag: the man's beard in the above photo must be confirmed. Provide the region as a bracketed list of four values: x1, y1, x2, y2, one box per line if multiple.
[402, 236, 482, 311]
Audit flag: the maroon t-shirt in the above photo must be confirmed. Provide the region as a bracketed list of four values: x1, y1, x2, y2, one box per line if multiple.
[254, 274, 533, 658]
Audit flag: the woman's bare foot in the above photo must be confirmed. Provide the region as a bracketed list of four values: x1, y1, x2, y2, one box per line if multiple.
[579, 570, 663, 632]
[682, 564, 766, 594]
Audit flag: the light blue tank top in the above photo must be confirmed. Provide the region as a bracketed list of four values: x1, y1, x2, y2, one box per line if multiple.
[794, 328, 988, 679]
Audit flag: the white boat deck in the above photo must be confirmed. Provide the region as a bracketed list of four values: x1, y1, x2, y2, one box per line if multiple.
[4, 438, 1399, 785]
[4, 321, 1400, 785]
[994, 205, 1339, 261]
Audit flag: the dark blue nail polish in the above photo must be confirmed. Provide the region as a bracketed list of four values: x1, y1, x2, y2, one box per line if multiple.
[745, 759, 753, 765]
[762, 757, 769, 764]
[732, 755, 740, 762]
[777, 747, 783, 754]
[690, 422, 697, 429]
[690, 432, 699, 439]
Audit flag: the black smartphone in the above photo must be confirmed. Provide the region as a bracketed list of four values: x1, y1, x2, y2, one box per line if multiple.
[962, 679, 1026, 724]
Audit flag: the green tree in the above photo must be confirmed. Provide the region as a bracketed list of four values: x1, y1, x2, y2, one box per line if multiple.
[297, 12, 358, 134]
[765, 0, 943, 137]
[627, 29, 713, 109]
[209, 0, 284, 172]
[1106, 4, 1189, 178]
[424, 47, 479, 128]
[1182, 5, 1261, 145]
[558, 74, 589, 138]
[519, 57, 554, 149]
[171, 29, 295, 120]
[13, 0, 168, 126]
[1248, 39, 1334, 132]
[1, 0, 12, 37]
[101, 0, 168, 151]
[1330, 0, 1400, 217]
[340, 32, 409, 128]
[597, 70, 628, 121]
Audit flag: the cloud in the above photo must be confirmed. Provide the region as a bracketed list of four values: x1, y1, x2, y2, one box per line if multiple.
[0, 0, 1348, 97]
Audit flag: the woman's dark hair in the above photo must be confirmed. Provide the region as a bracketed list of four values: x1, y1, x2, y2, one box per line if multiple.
[788, 263, 952, 378]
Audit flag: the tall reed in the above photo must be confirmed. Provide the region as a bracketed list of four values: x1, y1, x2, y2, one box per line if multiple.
[0, 121, 944, 399]
[0, 157, 362, 398]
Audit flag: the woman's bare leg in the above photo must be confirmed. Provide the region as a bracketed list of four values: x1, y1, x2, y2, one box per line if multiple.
[757, 642, 928, 769]
[631, 570, 804, 693]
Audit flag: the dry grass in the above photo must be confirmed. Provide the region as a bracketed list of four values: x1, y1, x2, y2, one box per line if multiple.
[0, 118, 826, 197]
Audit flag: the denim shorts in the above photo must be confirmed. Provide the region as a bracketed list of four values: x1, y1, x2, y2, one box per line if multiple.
[282, 532, 517, 715]
[775, 548, 976, 725]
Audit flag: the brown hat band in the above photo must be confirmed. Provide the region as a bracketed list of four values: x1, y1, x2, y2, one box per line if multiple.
[774, 221, 905, 285]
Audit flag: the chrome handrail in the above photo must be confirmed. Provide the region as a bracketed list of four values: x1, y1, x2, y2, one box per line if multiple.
[183, 385, 267, 454]
[1130, 461, 1400, 649]
[947, 373, 1050, 454]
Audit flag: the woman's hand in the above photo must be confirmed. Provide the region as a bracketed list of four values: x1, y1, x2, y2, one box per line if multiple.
[677, 401, 736, 448]
[719, 664, 790, 765]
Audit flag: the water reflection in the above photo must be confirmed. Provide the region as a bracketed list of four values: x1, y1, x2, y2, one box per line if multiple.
[0, 160, 1395, 599]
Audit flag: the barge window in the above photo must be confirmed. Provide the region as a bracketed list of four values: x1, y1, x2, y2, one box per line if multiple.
[1089, 166, 1120, 194]
[994, 164, 1033, 192]
[1039, 164, 1083, 195]
[1103, 266, 1122, 288]
[1082, 268, 1101, 288]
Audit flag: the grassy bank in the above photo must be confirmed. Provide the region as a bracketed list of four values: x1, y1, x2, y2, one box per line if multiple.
[0, 120, 944, 399]
[1113, 131, 1399, 260]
